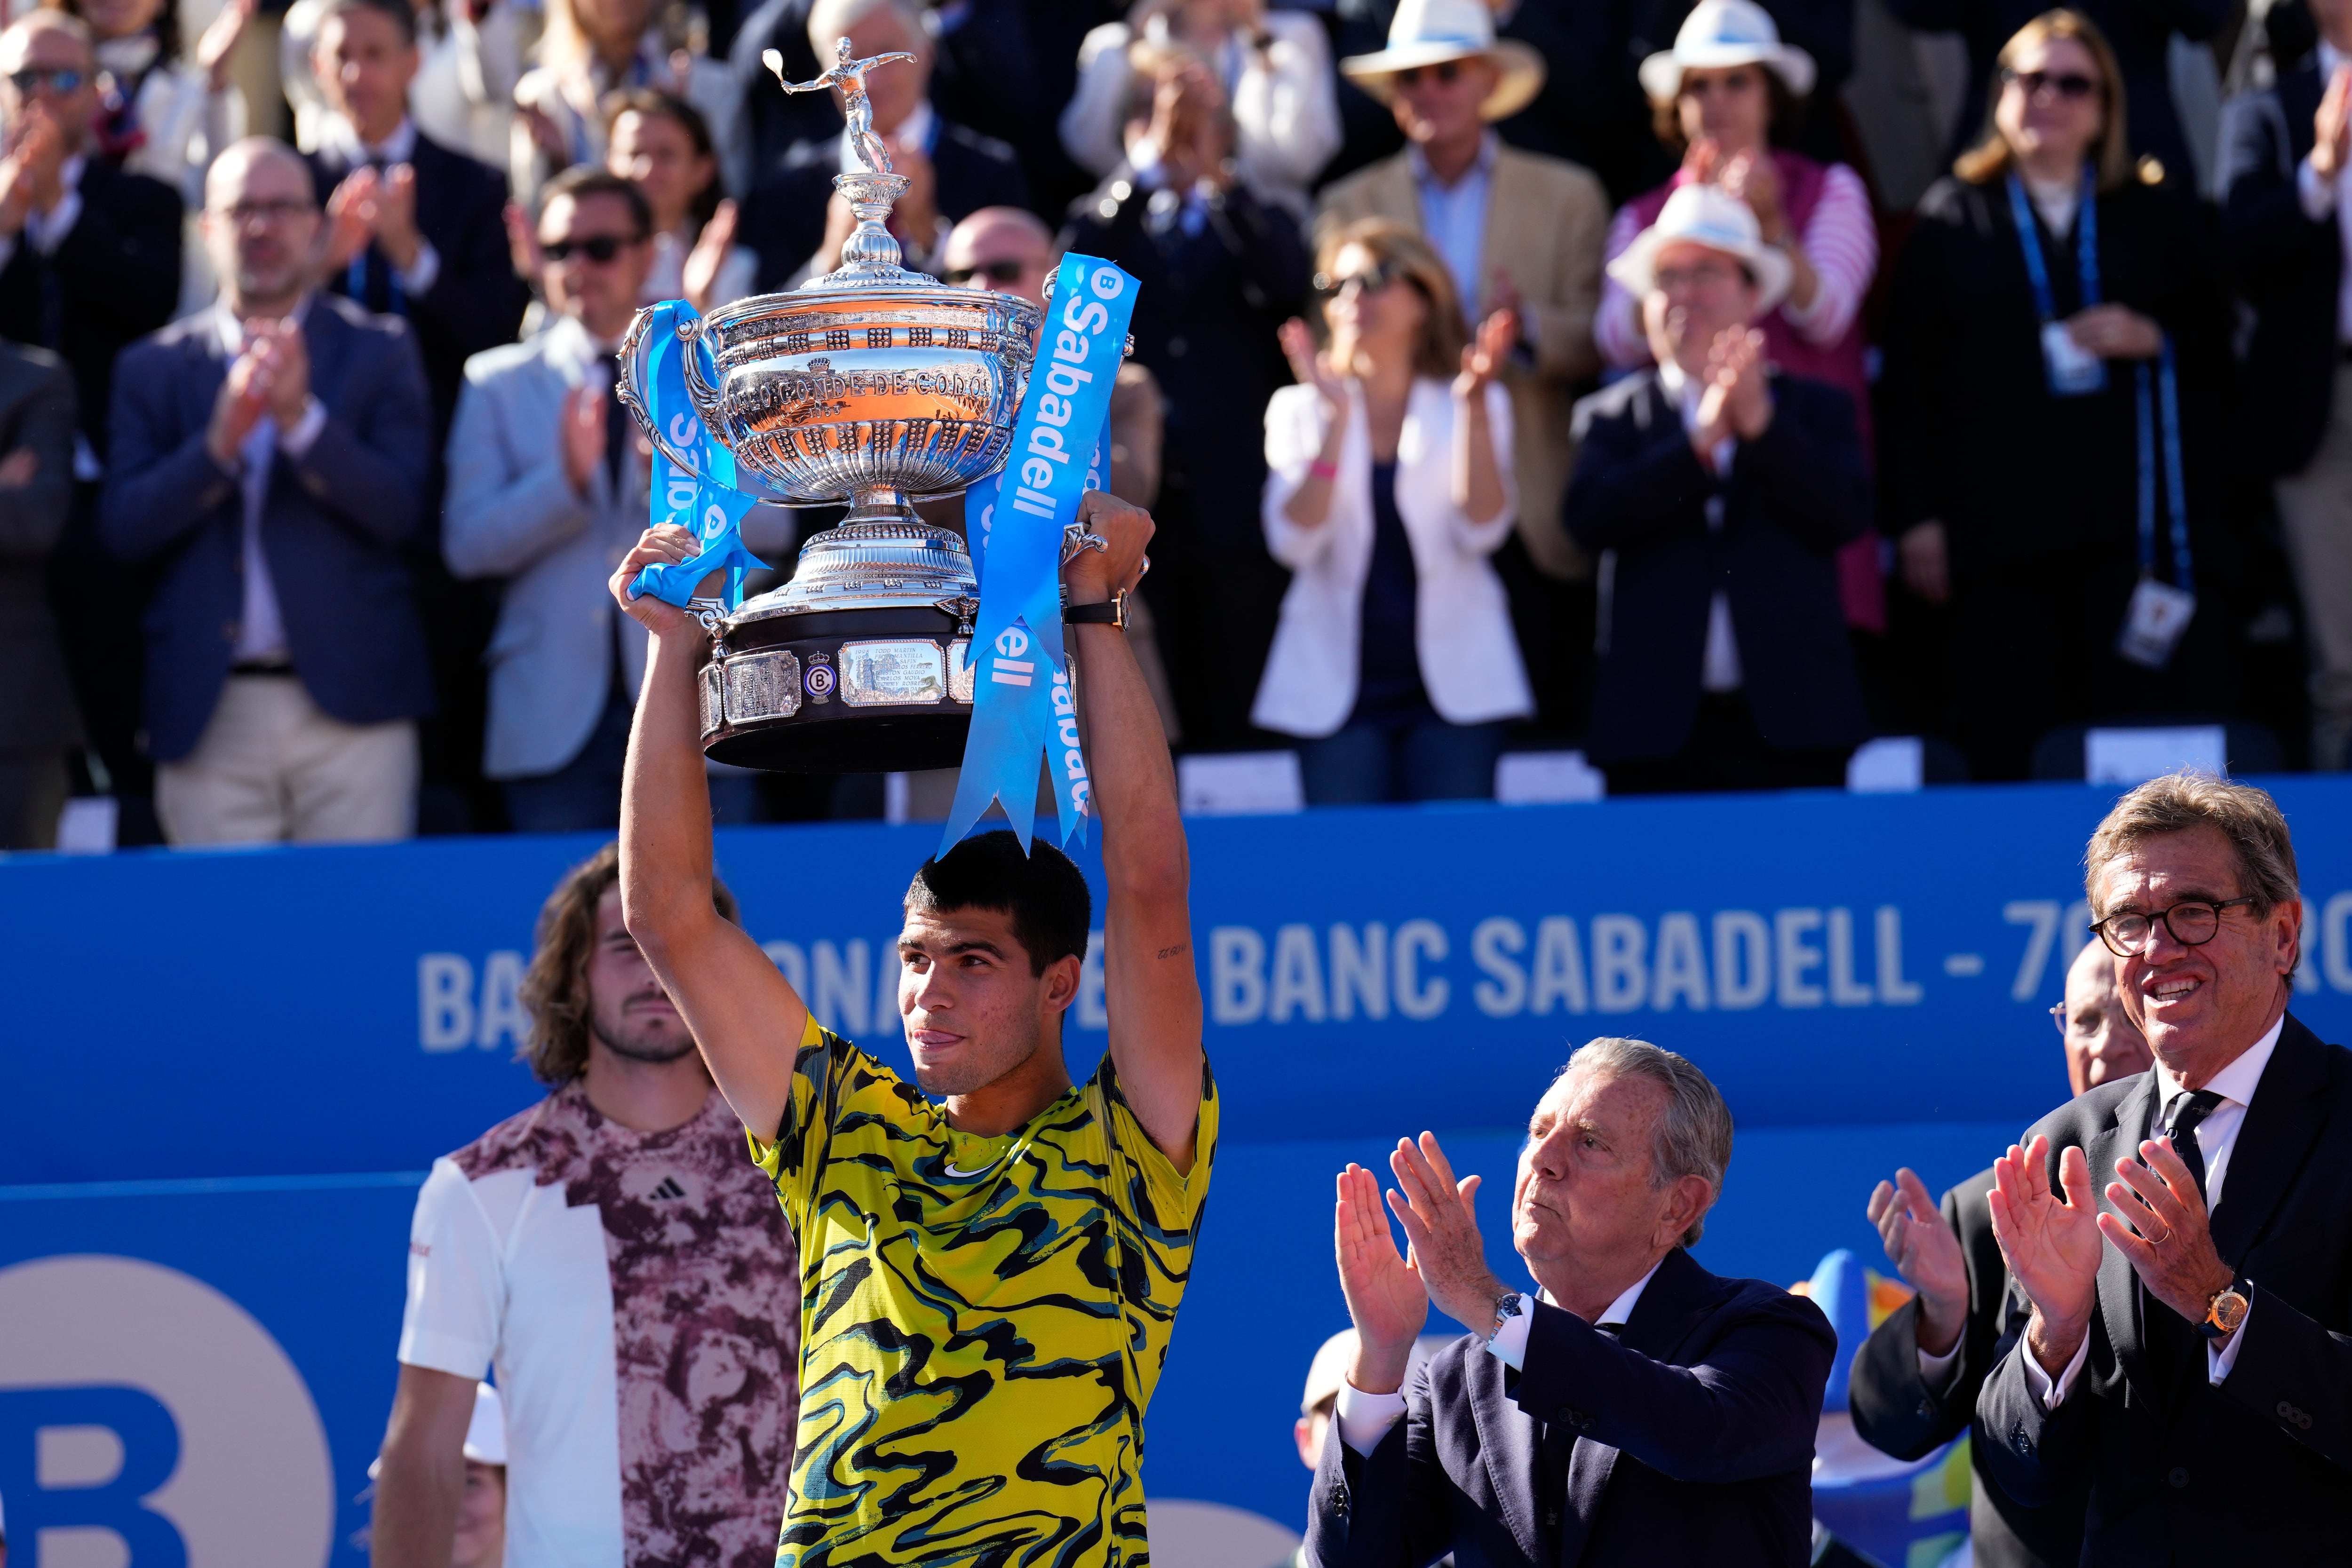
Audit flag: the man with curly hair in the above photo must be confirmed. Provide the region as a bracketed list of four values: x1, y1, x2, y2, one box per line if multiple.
[370, 842, 802, 1568]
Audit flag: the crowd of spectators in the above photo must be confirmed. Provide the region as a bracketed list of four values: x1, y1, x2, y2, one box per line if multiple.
[0, 0, 2344, 847]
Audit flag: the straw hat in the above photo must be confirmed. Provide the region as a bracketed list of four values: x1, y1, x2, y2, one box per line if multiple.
[1605, 182, 1793, 313]
[1339, 0, 1547, 123]
[1638, 0, 1816, 103]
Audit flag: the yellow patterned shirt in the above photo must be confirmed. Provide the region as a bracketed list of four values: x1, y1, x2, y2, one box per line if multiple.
[752, 1014, 1217, 1568]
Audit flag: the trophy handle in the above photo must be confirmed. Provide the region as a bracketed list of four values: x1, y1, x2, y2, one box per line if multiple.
[617, 304, 716, 479]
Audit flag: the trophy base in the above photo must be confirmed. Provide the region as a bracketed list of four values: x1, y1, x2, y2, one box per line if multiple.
[698, 605, 977, 775]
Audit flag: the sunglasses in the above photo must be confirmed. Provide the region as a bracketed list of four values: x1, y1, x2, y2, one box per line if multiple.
[8, 67, 86, 94]
[542, 233, 639, 264]
[942, 258, 1032, 287]
[214, 198, 317, 225]
[1313, 257, 1414, 298]
[2002, 66, 2100, 100]
[1392, 60, 1463, 89]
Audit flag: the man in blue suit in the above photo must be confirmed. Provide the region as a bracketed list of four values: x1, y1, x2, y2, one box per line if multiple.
[1565, 182, 1868, 796]
[100, 137, 433, 846]
[1309, 1037, 1834, 1568]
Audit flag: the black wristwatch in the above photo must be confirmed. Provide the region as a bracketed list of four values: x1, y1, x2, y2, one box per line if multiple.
[1064, 592, 1128, 629]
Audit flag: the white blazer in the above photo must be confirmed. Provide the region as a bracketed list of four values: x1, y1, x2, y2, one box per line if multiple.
[1253, 378, 1534, 738]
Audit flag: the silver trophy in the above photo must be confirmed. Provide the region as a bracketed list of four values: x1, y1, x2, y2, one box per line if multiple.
[618, 39, 1041, 772]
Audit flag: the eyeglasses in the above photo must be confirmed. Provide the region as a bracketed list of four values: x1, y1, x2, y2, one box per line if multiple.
[1653, 259, 1744, 291]
[942, 258, 1033, 287]
[1392, 61, 1462, 89]
[543, 233, 640, 264]
[213, 198, 316, 225]
[2002, 66, 2101, 100]
[1313, 257, 1412, 298]
[1681, 71, 1758, 97]
[8, 67, 86, 95]
[2090, 896, 2257, 957]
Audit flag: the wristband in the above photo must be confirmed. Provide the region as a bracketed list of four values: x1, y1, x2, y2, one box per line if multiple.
[1308, 459, 1339, 482]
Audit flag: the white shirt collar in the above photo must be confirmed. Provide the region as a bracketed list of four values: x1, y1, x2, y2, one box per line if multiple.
[320, 114, 418, 167]
[2156, 1011, 2285, 1112]
[1407, 130, 1498, 192]
[1537, 1254, 1667, 1330]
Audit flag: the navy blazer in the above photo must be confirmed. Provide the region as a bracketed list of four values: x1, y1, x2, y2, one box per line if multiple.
[306, 130, 529, 436]
[2222, 62, 2340, 478]
[1976, 1015, 2352, 1563]
[1850, 1169, 2085, 1568]
[1565, 369, 1869, 764]
[742, 116, 1032, 293]
[1308, 1247, 1835, 1568]
[97, 295, 435, 762]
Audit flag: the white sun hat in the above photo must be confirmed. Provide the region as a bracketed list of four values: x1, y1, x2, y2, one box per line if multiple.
[1639, 0, 1817, 104]
[462, 1383, 508, 1467]
[1605, 182, 1794, 313]
[1299, 1329, 1459, 1415]
[1339, 0, 1548, 123]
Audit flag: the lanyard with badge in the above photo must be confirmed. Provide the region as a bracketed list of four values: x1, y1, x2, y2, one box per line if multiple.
[2009, 169, 2195, 668]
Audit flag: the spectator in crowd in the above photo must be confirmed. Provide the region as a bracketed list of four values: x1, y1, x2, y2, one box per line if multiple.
[1255, 221, 1529, 805]
[0, 10, 182, 459]
[1294, 1328, 1448, 1476]
[0, 342, 76, 850]
[1850, 936, 2152, 1568]
[1599, 0, 1884, 637]
[445, 167, 653, 835]
[1319, 0, 1608, 730]
[738, 0, 1028, 290]
[1976, 772, 2352, 1558]
[99, 137, 434, 846]
[1886, 0, 2228, 181]
[1311, 1037, 1835, 1565]
[373, 842, 799, 1568]
[1061, 0, 1340, 219]
[58, 0, 249, 213]
[1058, 40, 1310, 746]
[2223, 0, 2352, 768]
[1876, 10, 2233, 783]
[608, 89, 756, 314]
[306, 0, 530, 438]
[510, 0, 738, 206]
[1565, 184, 1869, 794]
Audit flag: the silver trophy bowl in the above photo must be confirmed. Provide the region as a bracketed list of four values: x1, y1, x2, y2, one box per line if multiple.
[617, 57, 1044, 772]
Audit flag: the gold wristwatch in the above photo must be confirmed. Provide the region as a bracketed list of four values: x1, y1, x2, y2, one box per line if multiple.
[2201, 1278, 2250, 1339]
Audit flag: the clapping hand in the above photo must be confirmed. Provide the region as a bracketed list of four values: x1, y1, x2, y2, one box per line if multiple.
[0, 118, 64, 237]
[206, 320, 303, 464]
[1986, 1136, 2103, 1375]
[2066, 304, 2162, 361]
[684, 198, 739, 316]
[1692, 325, 1770, 454]
[2315, 63, 2351, 181]
[1335, 1161, 1428, 1395]
[2101, 1137, 2234, 1334]
[560, 381, 606, 498]
[503, 200, 545, 284]
[1279, 317, 1345, 414]
[1383, 1133, 1508, 1338]
[1717, 147, 1786, 244]
[326, 164, 425, 273]
[197, 0, 257, 93]
[1454, 308, 1516, 399]
[1867, 1167, 1969, 1356]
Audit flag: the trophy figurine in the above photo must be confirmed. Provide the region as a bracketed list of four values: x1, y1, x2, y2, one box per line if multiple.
[617, 40, 1042, 773]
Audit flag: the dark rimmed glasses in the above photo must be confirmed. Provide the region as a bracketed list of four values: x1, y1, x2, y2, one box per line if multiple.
[543, 233, 640, 264]
[2002, 66, 2101, 101]
[1312, 256, 1413, 299]
[942, 258, 1032, 287]
[2090, 896, 2257, 957]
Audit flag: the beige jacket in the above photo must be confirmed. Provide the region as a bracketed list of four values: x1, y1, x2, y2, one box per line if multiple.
[1316, 145, 1608, 580]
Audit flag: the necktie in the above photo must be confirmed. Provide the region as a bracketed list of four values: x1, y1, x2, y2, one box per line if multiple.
[2162, 1089, 2225, 1201]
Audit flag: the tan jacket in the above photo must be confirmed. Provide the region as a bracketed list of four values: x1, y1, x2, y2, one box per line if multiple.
[1316, 145, 1609, 580]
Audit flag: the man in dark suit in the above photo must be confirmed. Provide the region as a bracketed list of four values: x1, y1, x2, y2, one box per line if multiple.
[100, 138, 433, 846]
[1310, 1037, 1835, 1567]
[2223, 11, 2352, 769]
[304, 0, 527, 437]
[1850, 938, 2153, 1567]
[738, 0, 1029, 290]
[1974, 772, 2352, 1560]
[1565, 182, 1867, 795]
[0, 342, 78, 849]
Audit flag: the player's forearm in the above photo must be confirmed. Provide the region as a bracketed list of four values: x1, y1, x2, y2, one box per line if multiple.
[369, 1444, 463, 1568]
[1073, 618, 1184, 896]
[620, 629, 721, 952]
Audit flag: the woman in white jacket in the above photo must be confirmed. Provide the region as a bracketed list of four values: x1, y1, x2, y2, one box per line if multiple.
[1255, 218, 1533, 804]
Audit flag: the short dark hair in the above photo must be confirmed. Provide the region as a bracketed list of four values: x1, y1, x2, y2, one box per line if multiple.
[518, 842, 738, 1085]
[540, 164, 652, 238]
[905, 831, 1091, 974]
[318, 0, 417, 48]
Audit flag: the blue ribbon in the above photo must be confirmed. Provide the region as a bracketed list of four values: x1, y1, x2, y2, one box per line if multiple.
[626, 299, 767, 610]
[939, 254, 1138, 857]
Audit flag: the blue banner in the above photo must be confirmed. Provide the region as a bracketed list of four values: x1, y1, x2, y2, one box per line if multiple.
[627, 300, 766, 610]
[941, 255, 1137, 856]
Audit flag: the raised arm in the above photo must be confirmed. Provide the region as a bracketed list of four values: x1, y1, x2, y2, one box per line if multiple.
[1067, 490, 1204, 1167]
[611, 524, 809, 1140]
